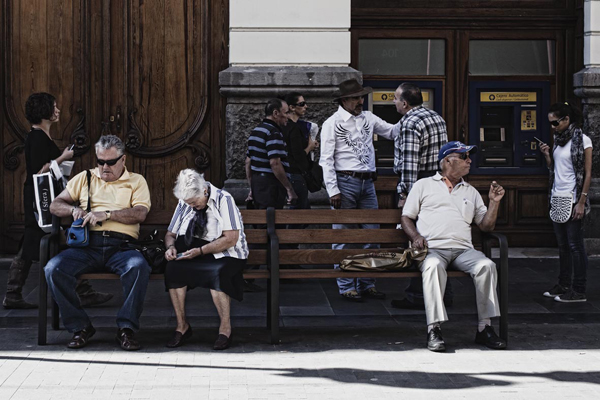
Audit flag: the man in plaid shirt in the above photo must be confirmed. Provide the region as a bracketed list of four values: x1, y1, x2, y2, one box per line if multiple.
[392, 82, 452, 310]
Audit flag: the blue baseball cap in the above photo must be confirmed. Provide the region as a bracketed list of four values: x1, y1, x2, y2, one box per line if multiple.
[438, 141, 477, 161]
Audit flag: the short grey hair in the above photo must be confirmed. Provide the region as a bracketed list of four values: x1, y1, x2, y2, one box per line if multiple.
[95, 134, 126, 156]
[173, 169, 209, 201]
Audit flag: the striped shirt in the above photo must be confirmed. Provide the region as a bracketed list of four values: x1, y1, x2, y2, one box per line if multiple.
[393, 106, 448, 194]
[247, 119, 290, 175]
[167, 184, 249, 260]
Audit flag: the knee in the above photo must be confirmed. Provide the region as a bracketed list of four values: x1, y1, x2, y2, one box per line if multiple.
[474, 259, 497, 277]
[126, 256, 151, 276]
[44, 258, 61, 281]
[421, 258, 446, 276]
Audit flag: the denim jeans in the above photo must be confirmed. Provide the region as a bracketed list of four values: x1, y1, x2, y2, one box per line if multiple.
[333, 174, 378, 294]
[553, 218, 588, 293]
[45, 234, 151, 332]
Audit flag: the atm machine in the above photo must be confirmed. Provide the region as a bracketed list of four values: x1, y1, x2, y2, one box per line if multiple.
[364, 80, 444, 175]
[469, 81, 551, 175]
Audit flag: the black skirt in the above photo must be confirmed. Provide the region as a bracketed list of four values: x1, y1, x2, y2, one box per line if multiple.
[164, 236, 246, 301]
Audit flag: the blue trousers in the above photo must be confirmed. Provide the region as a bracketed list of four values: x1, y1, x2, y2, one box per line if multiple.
[333, 174, 378, 294]
[554, 218, 588, 293]
[45, 234, 151, 332]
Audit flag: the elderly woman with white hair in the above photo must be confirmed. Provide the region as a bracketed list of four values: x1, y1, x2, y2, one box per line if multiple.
[163, 169, 248, 350]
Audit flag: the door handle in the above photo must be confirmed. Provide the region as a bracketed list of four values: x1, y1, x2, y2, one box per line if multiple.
[461, 126, 466, 142]
[116, 106, 122, 132]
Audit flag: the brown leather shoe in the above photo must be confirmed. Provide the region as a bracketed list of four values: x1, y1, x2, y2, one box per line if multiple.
[67, 326, 96, 349]
[166, 325, 193, 348]
[116, 328, 141, 351]
[213, 334, 232, 350]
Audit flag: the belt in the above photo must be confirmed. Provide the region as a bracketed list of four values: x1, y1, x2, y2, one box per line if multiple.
[90, 231, 135, 241]
[336, 170, 377, 180]
[252, 171, 275, 177]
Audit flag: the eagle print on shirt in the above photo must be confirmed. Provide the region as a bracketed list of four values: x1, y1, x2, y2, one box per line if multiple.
[334, 119, 373, 166]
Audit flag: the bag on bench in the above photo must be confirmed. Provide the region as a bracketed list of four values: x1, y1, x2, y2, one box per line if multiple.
[120, 230, 167, 274]
[340, 247, 427, 271]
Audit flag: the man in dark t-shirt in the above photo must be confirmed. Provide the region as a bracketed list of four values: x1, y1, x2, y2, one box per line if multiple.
[245, 98, 297, 209]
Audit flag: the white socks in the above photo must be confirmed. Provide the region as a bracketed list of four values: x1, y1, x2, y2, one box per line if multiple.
[478, 319, 491, 332]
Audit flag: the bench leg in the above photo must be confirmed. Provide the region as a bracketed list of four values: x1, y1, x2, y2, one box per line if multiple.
[269, 275, 279, 344]
[38, 258, 48, 345]
[52, 300, 60, 330]
[483, 233, 509, 343]
[266, 279, 272, 330]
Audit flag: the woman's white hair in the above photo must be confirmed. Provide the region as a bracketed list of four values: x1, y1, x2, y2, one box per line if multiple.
[173, 169, 209, 201]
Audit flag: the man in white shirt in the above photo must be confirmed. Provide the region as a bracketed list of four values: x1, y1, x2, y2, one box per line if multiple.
[401, 141, 507, 352]
[320, 79, 395, 302]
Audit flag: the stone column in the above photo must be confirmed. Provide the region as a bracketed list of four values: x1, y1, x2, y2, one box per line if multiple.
[219, 0, 360, 203]
[574, 0, 600, 252]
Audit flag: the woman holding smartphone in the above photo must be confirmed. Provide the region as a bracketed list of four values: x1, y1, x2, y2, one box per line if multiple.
[540, 101, 592, 303]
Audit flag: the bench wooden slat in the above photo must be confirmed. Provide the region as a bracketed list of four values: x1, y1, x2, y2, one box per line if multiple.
[273, 209, 402, 224]
[276, 229, 407, 244]
[279, 269, 469, 279]
[79, 269, 270, 281]
[240, 210, 269, 224]
[243, 229, 267, 244]
[278, 248, 403, 264]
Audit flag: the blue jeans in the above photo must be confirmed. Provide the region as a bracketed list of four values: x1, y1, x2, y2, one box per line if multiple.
[553, 219, 588, 293]
[45, 234, 151, 332]
[333, 174, 378, 294]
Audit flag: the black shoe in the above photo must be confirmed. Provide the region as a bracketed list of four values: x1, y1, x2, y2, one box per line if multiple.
[213, 334, 232, 350]
[475, 325, 507, 350]
[79, 291, 114, 307]
[2, 296, 37, 309]
[362, 288, 386, 300]
[67, 326, 96, 349]
[543, 284, 569, 298]
[116, 328, 141, 351]
[243, 281, 264, 292]
[427, 326, 446, 352]
[554, 289, 586, 303]
[166, 325, 193, 348]
[390, 298, 424, 310]
[340, 290, 363, 302]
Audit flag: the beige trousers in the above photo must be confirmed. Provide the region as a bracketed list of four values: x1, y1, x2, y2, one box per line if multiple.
[418, 248, 500, 325]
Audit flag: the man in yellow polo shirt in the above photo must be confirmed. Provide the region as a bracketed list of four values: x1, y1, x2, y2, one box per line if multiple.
[46, 135, 151, 351]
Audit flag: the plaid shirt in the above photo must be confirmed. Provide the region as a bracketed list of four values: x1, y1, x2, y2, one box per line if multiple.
[393, 106, 448, 194]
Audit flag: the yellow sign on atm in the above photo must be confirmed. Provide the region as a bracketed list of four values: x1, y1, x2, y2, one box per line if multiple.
[373, 91, 429, 103]
[480, 92, 537, 102]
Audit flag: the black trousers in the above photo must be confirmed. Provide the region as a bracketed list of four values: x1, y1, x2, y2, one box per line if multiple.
[251, 172, 286, 210]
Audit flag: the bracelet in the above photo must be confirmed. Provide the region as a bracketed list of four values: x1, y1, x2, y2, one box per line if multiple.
[167, 244, 175, 249]
[582, 192, 588, 197]
[199, 247, 204, 256]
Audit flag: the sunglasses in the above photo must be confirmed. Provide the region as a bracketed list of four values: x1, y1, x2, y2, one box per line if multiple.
[448, 153, 470, 160]
[550, 116, 566, 127]
[292, 101, 307, 107]
[97, 154, 124, 166]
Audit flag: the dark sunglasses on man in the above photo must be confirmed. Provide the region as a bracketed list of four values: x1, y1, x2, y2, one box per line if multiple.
[549, 115, 566, 127]
[291, 101, 307, 107]
[97, 154, 124, 166]
[449, 153, 470, 160]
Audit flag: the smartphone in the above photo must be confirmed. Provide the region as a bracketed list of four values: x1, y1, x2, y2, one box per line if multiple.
[69, 144, 75, 151]
[533, 137, 546, 146]
[176, 253, 184, 259]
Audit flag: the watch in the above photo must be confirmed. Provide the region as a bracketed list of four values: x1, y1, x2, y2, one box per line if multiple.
[398, 193, 407, 200]
[105, 210, 111, 220]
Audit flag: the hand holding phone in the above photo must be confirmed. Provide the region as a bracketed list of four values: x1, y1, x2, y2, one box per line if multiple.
[69, 144, 75, 151]
[176, 252, 185, 259]
[533, 136, 546, 146]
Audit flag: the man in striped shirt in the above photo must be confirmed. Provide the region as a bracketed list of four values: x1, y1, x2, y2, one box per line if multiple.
[392, 82, 452, 310]
[245, 98, 297, 209]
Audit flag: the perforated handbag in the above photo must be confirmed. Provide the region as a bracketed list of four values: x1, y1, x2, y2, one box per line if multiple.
[550, 191, 574, 224]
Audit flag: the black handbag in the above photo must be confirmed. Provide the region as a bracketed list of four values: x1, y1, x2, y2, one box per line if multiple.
[66, 171, 92, 247]
[120, 230, 168, 274]
[302, 161, 324, 193]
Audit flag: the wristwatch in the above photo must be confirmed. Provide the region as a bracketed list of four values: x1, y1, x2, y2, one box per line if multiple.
[398, 193, 407, 200]
[105, 210, 111, 220]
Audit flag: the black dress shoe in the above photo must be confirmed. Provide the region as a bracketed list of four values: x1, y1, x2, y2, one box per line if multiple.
[166, 325, 193, 348]
[2, 297, 37, 309]
[475, 325, 507, 350]
[427, 326, 446, 352]
[116, 328, 141, 351]
[213, 334, 232, 350]
[67, 326, 96, 349]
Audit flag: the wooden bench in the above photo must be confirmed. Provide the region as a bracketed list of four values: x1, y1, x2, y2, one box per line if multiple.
[38, 208, 508, 346]
[37, 209, 278, 345]
[265, 209, 509, 345]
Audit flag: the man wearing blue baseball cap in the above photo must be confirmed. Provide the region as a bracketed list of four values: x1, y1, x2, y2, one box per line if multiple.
[400, 141, 507, 352]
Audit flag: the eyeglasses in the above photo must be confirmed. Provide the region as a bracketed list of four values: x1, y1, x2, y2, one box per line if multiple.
[292, 101, 307, 107]
[97, 154, 124, 166]
[448, 153, 470, 161]
[550, 116, 566, 127]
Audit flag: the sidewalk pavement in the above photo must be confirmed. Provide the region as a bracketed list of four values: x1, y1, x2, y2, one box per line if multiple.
[0, 251, 599, 399]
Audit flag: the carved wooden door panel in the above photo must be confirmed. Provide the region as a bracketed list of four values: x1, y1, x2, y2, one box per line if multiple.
[1, 0, 92, 250]
[101, 0, 215, 222]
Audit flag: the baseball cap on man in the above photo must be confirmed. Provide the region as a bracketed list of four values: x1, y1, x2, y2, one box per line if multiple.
[438, 141, 477, 161]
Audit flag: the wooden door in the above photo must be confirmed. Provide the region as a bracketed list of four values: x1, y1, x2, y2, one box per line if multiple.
[0, 0, 228, 252]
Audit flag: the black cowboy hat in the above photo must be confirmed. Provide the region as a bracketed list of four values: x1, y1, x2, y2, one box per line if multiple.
[333, 79, 373, 101]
